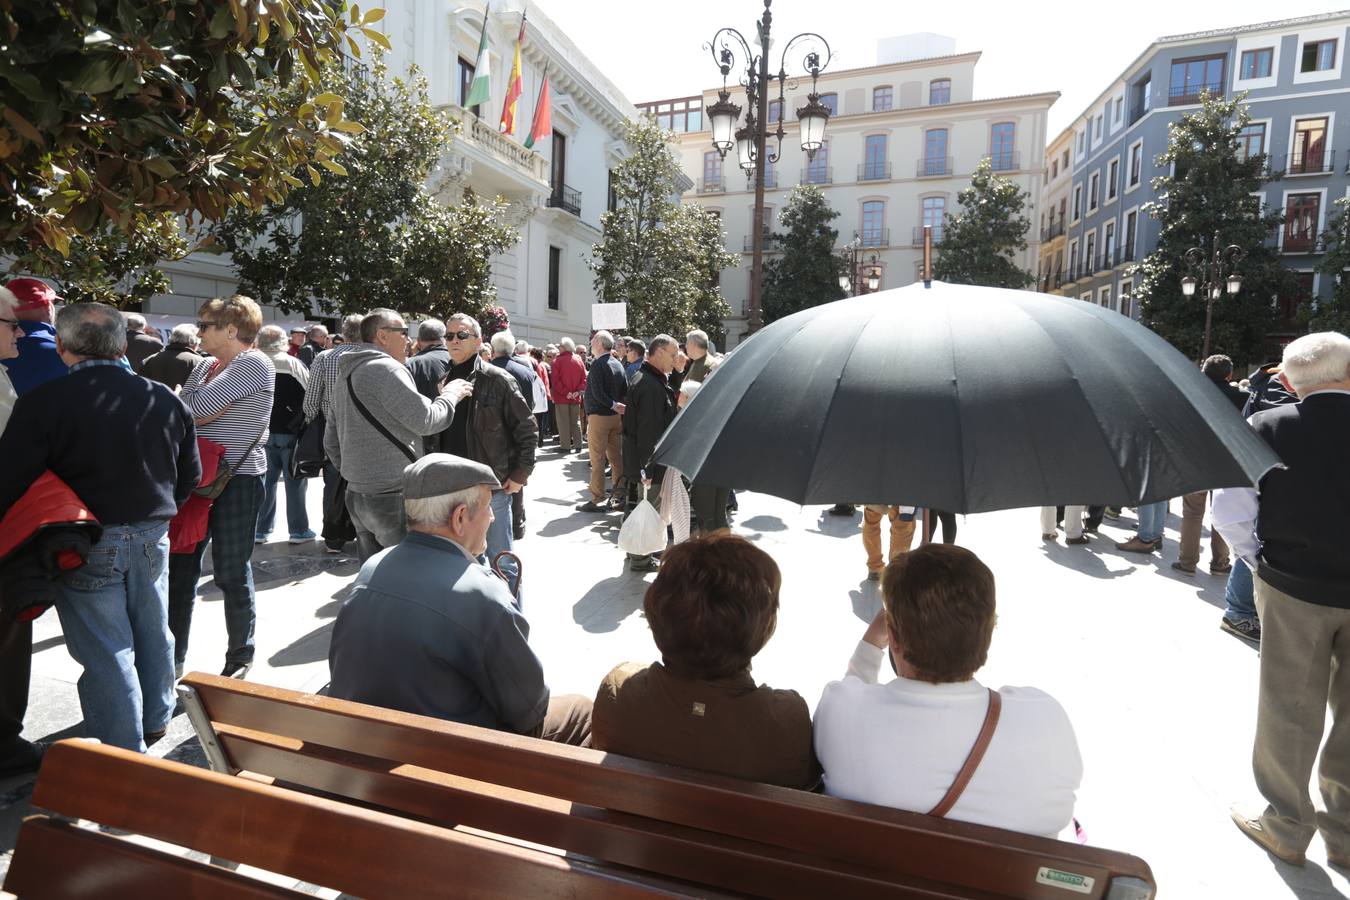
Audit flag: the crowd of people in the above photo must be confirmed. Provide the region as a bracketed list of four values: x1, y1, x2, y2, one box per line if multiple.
[0, 273, 1346, 860]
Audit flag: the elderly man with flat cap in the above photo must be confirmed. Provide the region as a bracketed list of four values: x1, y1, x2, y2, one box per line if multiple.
[327, 454, 592, 746]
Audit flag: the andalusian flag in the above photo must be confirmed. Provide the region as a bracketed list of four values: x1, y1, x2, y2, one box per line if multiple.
[524, 68, 551, 150]
[464, 4, 492, 110]
[499, 14, 526, 134]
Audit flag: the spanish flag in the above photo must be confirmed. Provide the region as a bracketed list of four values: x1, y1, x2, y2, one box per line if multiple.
[499, 14, 526, 134]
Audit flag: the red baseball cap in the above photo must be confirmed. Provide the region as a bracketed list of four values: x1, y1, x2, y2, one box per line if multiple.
[5, 277, 60, 311]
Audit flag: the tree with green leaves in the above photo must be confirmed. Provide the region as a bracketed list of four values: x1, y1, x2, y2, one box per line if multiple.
[759, 185, 845, 324]
[1133, 92, 1292, 362]
[8, 219, 187, 308]
[0, 0, 384, 259]
[589, 118, 736, 338]
[1308, 197, 1350, 334]
[214, 57, 518, 321]
[932, 158, 1034, 289]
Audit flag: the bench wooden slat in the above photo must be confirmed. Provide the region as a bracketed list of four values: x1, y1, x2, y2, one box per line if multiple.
[5, 817, 308, 900]
[25, 740, 698, 900]
[215, 722, 977, 900]
[183, 673, 1152, 900]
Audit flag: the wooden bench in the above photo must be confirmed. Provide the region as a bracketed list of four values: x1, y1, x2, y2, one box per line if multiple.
[173, 672, 1157, 899]
[3, 739, 708, 898]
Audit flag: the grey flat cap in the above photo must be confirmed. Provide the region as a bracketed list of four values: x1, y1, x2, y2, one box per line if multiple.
[403, 453, 501, 499]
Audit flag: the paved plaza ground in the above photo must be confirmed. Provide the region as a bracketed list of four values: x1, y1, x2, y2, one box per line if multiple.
[2, 446, 1347, 898]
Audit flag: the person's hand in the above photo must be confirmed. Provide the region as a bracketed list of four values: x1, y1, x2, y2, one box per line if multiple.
[441, 378, 473, 403]
[862, 609, 890, 649]
[503, 478, 523, 494]
[613, 402, 626, 415]
[674, 351, 688, 373]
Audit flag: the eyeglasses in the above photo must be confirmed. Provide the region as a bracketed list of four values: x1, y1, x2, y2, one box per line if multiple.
[0, 317, 18, 328]
[447, 330, 476, 342]
[196, 320, 220, 331]
[380, 326, 409, 335]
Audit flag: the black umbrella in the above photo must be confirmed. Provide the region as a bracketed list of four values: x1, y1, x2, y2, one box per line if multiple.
[653, 281, 1280, 513]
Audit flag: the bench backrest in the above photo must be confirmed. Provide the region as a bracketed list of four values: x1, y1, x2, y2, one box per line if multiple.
[181, 672, 1156, 900]
[3, 740, 699, 900]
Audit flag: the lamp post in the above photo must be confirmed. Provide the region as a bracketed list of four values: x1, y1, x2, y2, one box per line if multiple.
[706, 1, 832, 335]
[1180, 231, 1245, 360]
[839, 236, 881, 296]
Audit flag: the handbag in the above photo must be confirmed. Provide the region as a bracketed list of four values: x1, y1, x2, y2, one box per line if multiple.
[192, 427, 266, 500]
[290, 412, 327, 480]
[618, 481, 667, 556]
[323, 475, 358, 545]
[346, 370, 417, 463]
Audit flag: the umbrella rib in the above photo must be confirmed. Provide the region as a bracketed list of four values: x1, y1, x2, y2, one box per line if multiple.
[944, 305, 969, 513]
[800, 307, 870, 506]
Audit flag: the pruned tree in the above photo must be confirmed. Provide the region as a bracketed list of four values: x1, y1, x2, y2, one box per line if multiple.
[933, 158, 1035, 289]
[589, 118, 736, 337]
[760, 185, 845, 324]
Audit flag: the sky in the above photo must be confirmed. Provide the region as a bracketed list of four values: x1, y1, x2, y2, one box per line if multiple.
[542, 0, 1342, 135]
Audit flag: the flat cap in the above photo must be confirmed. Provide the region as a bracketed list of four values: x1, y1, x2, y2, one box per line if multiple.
[403, 453, 501, 500]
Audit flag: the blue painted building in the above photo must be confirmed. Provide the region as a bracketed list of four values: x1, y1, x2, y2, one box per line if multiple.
[1049, 11, 1350, 353]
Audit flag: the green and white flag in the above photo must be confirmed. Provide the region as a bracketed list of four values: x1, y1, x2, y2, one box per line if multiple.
[464, 4, 492, 110]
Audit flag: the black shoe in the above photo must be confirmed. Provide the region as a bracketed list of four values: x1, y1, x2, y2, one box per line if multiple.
[513, 526, 526, 541]
[324, 540, 344, 554]
[1221, 617, 1261, 643]
[0, 738, 45, 778]
[144, 729, 167, 746]
[629, 557, 659, 573]
[220, 661, 252, 679]
[827, 503, 856, 516]
[577, 501, 608, 513]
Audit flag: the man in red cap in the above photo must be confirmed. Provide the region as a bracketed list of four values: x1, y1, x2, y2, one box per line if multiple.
[2, 277, 69, 395]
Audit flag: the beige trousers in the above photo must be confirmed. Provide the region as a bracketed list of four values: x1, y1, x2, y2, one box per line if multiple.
[862, 506, 916, 573]
[586, 413, 624, 503]
[1252, 575, 1350, 858]
[1178, 491, 1229, 569]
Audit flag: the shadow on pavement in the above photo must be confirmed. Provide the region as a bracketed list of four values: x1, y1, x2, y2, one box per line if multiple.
[808, 510, 860, 540]
[30, 634, 65, 654]
[537, 509, 615, 538]
[1038, 540, 1137, 580]
[268, 621, 335, 668]
[739, 515, 787, 533]
[1272, 857, 1350, 900]
[573, 575, 645, 633]
[849, 580, 882, 624]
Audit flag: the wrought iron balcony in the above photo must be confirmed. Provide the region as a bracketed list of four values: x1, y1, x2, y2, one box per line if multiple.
[1281, 150, 1335, 176]
[858, 228, 890, 248]
[1283, 230, 1318, 253]
[987, 151, 1020, 172]
[698, 176, 726, 194]
[743, 232, 782, 252]
[857, 161, 892, 182]
[1167, 81, 1223, 106]
[911, 226, 944, 245]
[918, 156, 953, 178]
[1040, 221, 1065, 242]
[747, 170, 779, 190]
[1040, 268, 1063, 291]
[801, 166, 832, 186]
[547, 183, 582, 217]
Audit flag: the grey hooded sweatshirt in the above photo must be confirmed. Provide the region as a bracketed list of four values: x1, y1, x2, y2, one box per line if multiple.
[324, 346, 456, 494]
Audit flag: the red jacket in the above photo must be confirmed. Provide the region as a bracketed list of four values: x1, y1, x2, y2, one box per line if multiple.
[550, 351, 587, 403]
[0, 472, 102, 623]
[532, 359, 552, 403]
[169, 437, 227, 554]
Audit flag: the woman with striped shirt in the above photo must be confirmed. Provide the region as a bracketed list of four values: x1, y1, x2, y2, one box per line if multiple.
[167, 296, 275, 679]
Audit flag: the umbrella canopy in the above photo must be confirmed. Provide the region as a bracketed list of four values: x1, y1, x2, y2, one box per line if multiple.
[653, 281, 1280, 513]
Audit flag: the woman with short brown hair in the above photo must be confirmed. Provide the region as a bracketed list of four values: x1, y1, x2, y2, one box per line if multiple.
[592, 533, 818, 789]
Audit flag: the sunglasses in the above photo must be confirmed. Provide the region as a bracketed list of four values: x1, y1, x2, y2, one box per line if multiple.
[196, 320, 221, 331]
[447, 330, 476, 341]
[380, 326, 409, 335]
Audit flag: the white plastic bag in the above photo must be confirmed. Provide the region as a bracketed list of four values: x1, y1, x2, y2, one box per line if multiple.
[618, 489, 667, 556]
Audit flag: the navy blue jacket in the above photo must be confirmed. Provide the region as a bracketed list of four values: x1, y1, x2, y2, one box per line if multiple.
[584, 351, 628, 416]
[2, 321, 67, 396]
[0, 363, 200, 524]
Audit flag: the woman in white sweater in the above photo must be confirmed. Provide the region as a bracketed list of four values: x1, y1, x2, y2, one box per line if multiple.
[813, 544, 1082, 840]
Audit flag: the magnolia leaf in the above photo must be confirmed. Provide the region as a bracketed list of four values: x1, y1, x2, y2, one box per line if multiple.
[307, 164, 321, 186]
[2, 106, 44, 146]
[359, 27, 391, 50]
[362, 7, 385, 22]
[314, 91, 341, 105]
[332, 120, 366, 134]
[318, 158, 348, 176]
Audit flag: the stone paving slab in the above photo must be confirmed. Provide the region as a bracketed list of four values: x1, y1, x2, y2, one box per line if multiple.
[2, 445, 1347, 898]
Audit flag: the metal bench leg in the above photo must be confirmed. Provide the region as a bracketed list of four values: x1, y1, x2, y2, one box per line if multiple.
[176, 685, 236, 776]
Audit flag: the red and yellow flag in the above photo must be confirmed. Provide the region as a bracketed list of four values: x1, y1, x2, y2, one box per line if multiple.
[499, 14, 526, 134]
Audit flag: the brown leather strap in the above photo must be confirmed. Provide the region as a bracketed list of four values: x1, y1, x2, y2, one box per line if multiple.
[928, 689, 1002, 818]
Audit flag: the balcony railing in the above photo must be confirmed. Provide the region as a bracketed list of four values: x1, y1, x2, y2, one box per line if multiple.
[743, 232, 782, 252]
[1283, 230, 1318, 253]
[859, 228, 890, 248]
[911, 226, 944, 245]
[547, 183, 582, 216]
[1282, 150, 1335, 176]
[1167, 81, 1223, 106]
[747, 170, 779, 190]
[801, 166, 832, 185]
[987, 151, 1021, 172]
[1040, 268, 1063, 291]
[698, 176, 725, 194]
[918, 156, 953, 178]
[1040, 221, 1065, 242]
[858, 161, 892, 182]
[1119, 245, 1136, 264]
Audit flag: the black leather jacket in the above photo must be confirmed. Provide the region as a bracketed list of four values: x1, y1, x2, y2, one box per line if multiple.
[437, 356, 538, 484]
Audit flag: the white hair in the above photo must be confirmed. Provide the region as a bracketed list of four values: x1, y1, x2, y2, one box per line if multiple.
[560, 336, 576, 352]
[169, 323, 199, 345]
[308, 324, 328, 340]
[490, 329, 516, 356]
[679, 380, 703, 400]
[124, 312, 147, 331]
[686, 329, 709, 350]
[514, 339, 530, 355]
[592, 330, 614, 350]
[0, 286, 17, 319]
[1281, 331, 1350, 393]
[405, 486, 484, 529]
[256, 324, 288, 353]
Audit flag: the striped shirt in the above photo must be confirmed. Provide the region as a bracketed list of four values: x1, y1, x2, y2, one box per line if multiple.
[304, 342, 365, 422]
[181, 349, 274, 476]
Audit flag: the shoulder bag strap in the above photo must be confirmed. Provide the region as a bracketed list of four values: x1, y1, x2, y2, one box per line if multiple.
[200, 357, 267, 480]
[927, 689, 1002, 818]
[346, 369, 417, 463]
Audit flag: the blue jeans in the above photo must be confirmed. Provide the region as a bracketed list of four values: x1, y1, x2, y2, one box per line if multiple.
[53, 520, 175, 752]
[1137, 500, 1168, 543]
[1224, 558, 1257, 622]
[257, 433, 309, 537]
[485, 488, 522, 607]
[168, 474, 263, 669]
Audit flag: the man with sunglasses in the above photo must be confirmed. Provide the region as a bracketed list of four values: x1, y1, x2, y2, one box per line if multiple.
[326, 309, 472, 562]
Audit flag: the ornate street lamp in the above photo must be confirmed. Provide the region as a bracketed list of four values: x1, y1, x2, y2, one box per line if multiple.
[706, 1, 832, 334]
[1180, 231, 1246, 361]
[840, 235, 881, 296]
